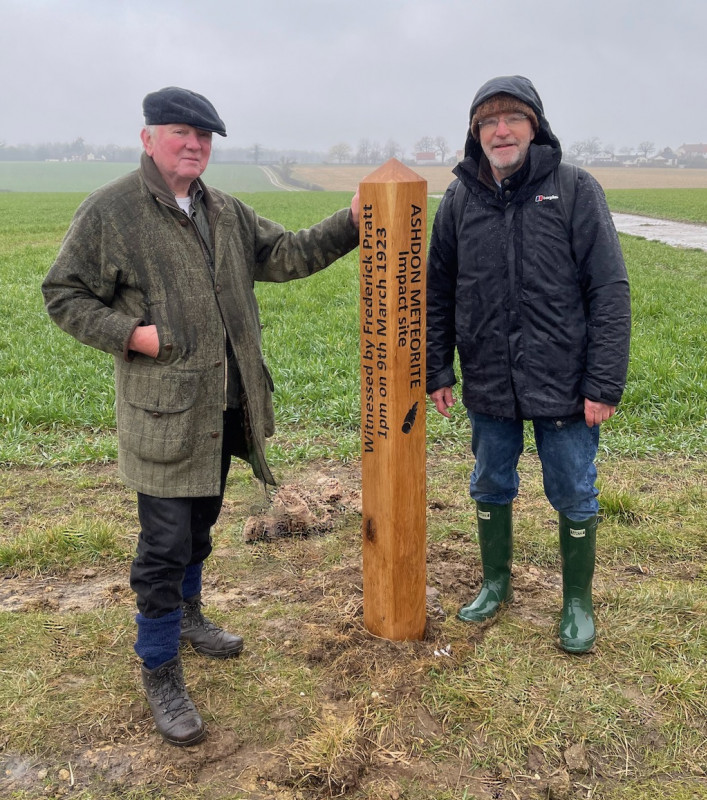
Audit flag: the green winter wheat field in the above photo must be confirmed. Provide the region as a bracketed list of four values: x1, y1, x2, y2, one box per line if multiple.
[0, 188, 705, 800]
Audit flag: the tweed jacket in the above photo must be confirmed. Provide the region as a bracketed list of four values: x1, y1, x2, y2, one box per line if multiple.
[42, 154, 359, 497]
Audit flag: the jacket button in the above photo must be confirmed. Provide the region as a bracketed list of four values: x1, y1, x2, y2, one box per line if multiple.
[164, 344, 173, 352]
[179, 218, 188, 227]
[211, 431, 220, 439]
[215, 284, 222, 293]
[152, 412, 162, 418]
[214, 361, 222, 368]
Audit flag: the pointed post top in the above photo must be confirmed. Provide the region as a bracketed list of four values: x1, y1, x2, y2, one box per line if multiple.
[360, 157, 426, 185]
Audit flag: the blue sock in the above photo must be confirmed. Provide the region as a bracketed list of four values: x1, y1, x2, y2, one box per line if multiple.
[135, 608, 182, 669]
[182, 562, 203, 601]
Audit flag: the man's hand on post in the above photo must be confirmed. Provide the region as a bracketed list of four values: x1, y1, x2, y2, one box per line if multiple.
[430, 387, 456, 418]
[584, 398, 615, 427]
[350, 189, 360, 229]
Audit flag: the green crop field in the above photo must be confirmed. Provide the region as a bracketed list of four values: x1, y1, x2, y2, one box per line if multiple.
[0, 190, 705, 800]
[605, 188, 707, 224]
[1, 190, 704, 466]
[0, 161, 280, 193]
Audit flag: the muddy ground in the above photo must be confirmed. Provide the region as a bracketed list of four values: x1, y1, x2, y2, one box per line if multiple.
[1, 459, 704, 799]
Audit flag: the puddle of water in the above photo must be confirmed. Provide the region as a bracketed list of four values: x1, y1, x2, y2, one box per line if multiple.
[612, 213, 707, 251]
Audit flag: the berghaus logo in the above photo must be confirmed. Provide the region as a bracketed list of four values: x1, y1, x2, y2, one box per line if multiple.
[535, 194, 559, 203]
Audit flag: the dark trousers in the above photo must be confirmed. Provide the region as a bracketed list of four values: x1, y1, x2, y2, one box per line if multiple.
[129, 410, 246, 618]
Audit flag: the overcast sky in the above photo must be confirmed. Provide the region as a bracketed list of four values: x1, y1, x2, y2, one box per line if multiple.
[3, 0, 705, 157]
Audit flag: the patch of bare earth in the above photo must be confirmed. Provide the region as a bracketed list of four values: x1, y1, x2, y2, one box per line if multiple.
[292, 164, 707, 193]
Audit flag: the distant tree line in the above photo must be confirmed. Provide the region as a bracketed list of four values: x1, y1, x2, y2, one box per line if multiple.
[326, 137, 454, 165]
[0, 138, 327, 165]
[0, 138, 142, 163]
[1, 134, 705, 169]
[0, 135, 429, 166]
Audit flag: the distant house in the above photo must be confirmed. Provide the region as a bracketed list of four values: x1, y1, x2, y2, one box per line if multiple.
[676, 143, 707, 158]
[414, 151, 438, 165]
[588, 150, 619, 166]
[614, 153, 640, 166]
[649, 148, 678, 167]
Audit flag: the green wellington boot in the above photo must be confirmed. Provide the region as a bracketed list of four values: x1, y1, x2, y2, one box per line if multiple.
[457, 502, 513, 622]
[558, 514, 598, 653]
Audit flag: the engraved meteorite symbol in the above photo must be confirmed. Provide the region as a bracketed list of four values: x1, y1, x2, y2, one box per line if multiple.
[401, 402, 418, 434]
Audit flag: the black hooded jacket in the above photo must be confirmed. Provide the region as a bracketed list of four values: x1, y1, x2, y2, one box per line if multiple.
[426, 75, 631, 419]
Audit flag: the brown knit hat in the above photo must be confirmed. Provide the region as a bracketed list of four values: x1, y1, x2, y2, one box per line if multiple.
[470, 93, 538, 140]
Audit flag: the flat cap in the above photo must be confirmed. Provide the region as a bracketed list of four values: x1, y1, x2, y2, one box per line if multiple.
[143, 86, 227, 136]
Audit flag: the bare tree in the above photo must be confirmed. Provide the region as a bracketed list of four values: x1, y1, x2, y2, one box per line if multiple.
[250, 143, 262, 164]
[569, 141, 587, 161]
[384, 139, 402, 160]
[638, 141, 656, 159]
[328, 142, 352, 164]
[356, 139, 371, 164]
[67, 137, 86, 159]
[583, 137, 602, 162]
[414, 136, 436, 154]
[434, 136, 450, 163]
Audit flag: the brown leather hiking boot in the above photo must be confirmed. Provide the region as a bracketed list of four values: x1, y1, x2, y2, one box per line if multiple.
[180, 594, 244, 658]
[141, 656, 206, 746]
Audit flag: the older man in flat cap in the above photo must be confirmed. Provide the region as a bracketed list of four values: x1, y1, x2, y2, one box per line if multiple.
[42, 87, 360, 746]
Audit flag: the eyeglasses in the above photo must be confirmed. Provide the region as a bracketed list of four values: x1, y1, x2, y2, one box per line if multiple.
[477, 113, 530, 131]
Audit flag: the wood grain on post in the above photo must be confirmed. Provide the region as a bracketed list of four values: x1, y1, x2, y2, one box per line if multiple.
[359, 158, 427, 641]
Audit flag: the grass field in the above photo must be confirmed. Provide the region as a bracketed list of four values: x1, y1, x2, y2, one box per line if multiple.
[0, 161, 279, 193]
[0, 190, 706, 799]
[604, 188, 707, 224]
[3, 160, 707, 195]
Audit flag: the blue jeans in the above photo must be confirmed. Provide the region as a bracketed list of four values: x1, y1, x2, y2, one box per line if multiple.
[467, 411, 600, 520]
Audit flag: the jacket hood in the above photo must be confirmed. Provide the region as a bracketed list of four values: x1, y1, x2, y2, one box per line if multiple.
[463, 75, 561, 161]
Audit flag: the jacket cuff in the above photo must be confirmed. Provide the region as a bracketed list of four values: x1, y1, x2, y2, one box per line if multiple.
[340, 207, 361, 249]
[426, 367, 457, 396]
[123, 318, 146, 362]
[580, 376, 622, 407]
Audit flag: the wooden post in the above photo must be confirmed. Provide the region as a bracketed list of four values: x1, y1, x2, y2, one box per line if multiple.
[359, 158, 427, 641]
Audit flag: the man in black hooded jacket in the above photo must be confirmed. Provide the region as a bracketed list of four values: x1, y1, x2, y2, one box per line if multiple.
[426, 75, 630, 653]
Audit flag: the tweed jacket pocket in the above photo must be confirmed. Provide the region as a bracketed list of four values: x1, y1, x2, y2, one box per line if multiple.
[120, 370, 200, 464]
